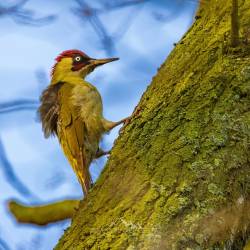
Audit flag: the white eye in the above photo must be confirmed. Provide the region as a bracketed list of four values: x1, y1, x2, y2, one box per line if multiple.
[75, 56, 81, 62]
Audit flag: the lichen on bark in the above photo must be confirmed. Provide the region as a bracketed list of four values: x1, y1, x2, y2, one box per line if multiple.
[55, 0, 250, 249]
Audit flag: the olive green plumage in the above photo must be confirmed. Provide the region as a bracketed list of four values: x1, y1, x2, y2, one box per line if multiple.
[38, 50, 125, 195]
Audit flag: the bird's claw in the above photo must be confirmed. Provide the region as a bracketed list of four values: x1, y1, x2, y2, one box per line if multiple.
[95, 148, 111, 158]
[119, 107, 142, 134]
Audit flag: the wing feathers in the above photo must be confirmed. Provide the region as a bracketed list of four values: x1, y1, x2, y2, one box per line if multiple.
[38, 82, 64, 138]
[58, 85, 93, 195]
[39, 82, 93, 195]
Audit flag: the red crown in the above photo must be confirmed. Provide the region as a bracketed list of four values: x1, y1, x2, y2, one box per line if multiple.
[51, 49, 89, 77]
[55, 49, 89, 62]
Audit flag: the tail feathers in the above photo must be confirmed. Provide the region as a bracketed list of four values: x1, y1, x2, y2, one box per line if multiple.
[75, 150, 93, 196]
[68, 159, 93, 196]
[78, 169, 93, 196]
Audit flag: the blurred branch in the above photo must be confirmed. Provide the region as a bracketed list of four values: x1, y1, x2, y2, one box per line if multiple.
[74, 0, 147, 16]
[152, 0, 205, 22]
[35, 69, 49, 93]
[73, 0, 115, 55]
[0, 238, 11, 250]
[86, 11, 114, 55]
[0, 0, 56, 26]
[0, 99, 38, 114]
[0, 137, 38, 200]
[8, 199, 80, 226]
[152, 1, 185, 22]
[101, 0, 147, 12]
[112, 2, 145, 41]
[44, 171, 66, 189]
[73, 0, 202, 55]
[73, 0, 148, 55]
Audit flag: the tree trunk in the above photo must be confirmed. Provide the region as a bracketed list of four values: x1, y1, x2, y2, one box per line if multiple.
[55, 0, 250, 249]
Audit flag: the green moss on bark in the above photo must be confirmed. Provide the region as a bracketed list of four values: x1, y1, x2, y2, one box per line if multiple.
[55, 0, 250, 249]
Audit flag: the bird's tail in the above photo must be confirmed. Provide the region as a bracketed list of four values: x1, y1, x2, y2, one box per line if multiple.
[75, 150, 93, 196]
[78, 169, 93, 196]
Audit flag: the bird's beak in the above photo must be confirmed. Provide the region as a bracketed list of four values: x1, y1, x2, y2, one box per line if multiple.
[89, 57, 119, 67]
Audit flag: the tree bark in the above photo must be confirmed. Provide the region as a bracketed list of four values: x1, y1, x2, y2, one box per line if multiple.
[231, 0, 240, 47]
[55, 0, 250, 249]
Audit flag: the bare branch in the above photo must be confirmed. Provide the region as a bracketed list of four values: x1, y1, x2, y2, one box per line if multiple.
[0, 99, 38, 114]
[73, 0, 201, 55]
[152, 0, 183, 22]
[0, 0, 56, 26]
[73, 0, 115, 55]
[73, 0, 148, 55]
[0, 237, 11, 250]
[99, 0, 148, 13]
[8, 199, 80, 226]
[112, 2, 144, 41]
[35, 69, 49, 92]
[0, 137, 38, 200]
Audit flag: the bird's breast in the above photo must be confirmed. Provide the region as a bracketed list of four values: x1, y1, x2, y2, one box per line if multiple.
[71, 84, 105, 140]
[71, 84, 102, 117]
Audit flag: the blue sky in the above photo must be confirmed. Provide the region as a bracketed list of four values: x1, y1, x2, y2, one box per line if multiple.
[0, 0, 197, 249]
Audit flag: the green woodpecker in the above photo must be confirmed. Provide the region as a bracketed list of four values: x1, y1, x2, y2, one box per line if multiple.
[38, 50, 127, 195]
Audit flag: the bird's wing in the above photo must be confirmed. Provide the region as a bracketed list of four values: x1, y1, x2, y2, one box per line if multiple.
[38, 82, 64, 138]
[58, 85, 92, 195]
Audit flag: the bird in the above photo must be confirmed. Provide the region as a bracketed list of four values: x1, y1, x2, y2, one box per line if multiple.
[38, 49, 128, 195]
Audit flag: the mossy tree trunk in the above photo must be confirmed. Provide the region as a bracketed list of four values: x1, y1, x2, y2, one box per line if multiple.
[56, 0, 250, 249]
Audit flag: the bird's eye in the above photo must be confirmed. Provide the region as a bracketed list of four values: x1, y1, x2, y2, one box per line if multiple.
[75, 56, 82, 62]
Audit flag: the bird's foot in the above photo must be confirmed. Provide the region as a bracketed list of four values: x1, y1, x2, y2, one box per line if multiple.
[95, 148, 111, 159]
[119, 107, 142, 134]
[119, 116, 131, 126]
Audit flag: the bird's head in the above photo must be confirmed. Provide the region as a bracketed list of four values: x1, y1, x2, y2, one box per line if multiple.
[51, 49, 119, 84]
